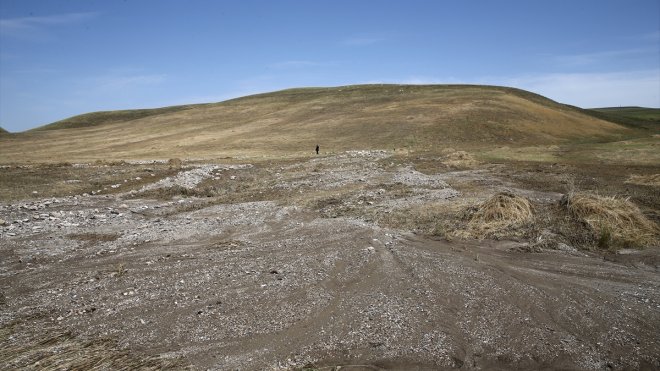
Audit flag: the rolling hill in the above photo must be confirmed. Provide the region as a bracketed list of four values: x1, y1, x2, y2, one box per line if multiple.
[0, 84, 640, 163]
[587, 106, 660, 130]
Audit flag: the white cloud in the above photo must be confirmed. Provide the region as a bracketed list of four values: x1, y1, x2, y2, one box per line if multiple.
[385, 70, 660, 108]
[0, 12, 98, 30]
[483, 70, 660, 108]
[0, 12, 98, 39]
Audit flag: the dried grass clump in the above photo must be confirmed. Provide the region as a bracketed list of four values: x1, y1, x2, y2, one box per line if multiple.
[168, 158, 183, 169]
[442, 150, 479, 168]
[458, 192, 534, 238]
[625, 174, 660, 187]
[561, 192, 658, 249]
[0, 330, 182, 370]
[94, 159, 127, 166]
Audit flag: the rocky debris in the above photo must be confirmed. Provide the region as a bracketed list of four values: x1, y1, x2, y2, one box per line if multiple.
[139, 164, 253, 191]
[392, 166, 450, 188]
[1, 152, 659, 370]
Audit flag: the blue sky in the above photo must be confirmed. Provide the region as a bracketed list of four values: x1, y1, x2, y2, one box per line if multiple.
[1, 0, 659, 132]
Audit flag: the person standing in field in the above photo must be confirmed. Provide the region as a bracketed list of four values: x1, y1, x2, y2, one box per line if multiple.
[315, 144, 320, 155]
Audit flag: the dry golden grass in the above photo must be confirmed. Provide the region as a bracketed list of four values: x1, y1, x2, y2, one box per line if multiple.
[0, 162, 179, 201]
[458, 192, 535, 239]
[625, 174, 660, 186]
[167, 158, 183, 168]
[0, 84, 633, 164]
[442, 150, 479, 168]
[0, 327, 182, 370]
[562, 192, 658, 249]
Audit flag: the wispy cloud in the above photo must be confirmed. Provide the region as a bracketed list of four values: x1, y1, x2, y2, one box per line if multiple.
[639, 30, 660, 42]
[482, 70, 660, 108]
[382, 69, 660, 108]
[551, 47, 656, 67]
[341, 36, 384, 46]
[0, 12, 98, 39]
[270, 60, 320, 69]
[0, 12, 98, 29]
[90, 73, 167, 92]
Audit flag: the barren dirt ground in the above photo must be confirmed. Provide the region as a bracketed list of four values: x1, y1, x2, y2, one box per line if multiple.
[1, 151, 659, 370]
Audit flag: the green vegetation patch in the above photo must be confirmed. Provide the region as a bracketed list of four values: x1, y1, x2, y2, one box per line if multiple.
[33, 105, 199, 131]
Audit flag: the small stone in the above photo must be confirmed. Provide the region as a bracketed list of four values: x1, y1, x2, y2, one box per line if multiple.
[0, 218, 7, 226]
[557, 243, 577, 253]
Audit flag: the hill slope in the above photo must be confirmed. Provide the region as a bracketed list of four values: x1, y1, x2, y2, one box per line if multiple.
[0, 84, 636, 163]
[587, 106, 660, 129]
[34, 105, 201, 131]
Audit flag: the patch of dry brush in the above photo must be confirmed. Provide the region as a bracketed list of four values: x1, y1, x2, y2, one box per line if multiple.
[625, 174, 660, 187]
[457, 192, 534, 239]
[442, 150, 479, 169]
[0, 327, 182, 370]
[561, 192, 658, 249]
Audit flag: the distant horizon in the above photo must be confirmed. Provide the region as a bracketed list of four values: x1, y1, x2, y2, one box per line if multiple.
[1, 0, 659, 132]
[2, 82, 659, 133]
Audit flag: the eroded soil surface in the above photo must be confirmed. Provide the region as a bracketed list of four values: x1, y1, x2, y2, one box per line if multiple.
[1, 151, 659, 370]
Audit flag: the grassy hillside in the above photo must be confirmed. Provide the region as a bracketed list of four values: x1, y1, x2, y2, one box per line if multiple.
[0, 84, 640, 163]
[34, 105, 200, 131]
[587, 107, 660, 129]
[0, 127, 8, 135]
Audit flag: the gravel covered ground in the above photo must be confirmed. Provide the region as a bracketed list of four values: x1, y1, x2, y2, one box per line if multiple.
[1, 151, 659, 370]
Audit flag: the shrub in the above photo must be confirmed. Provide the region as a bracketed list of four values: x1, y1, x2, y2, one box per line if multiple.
[561, 192, 658, 249]
[457, 191, 534, 239]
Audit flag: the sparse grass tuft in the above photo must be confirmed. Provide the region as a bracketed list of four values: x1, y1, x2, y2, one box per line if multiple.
[0, 325, 183, 369]
[168, 158, 183, 169]
[68, 232, 120, 242]
[114, 263, 127, 277]
[442, 150, 479, 169]
[561, 192, 658, 249]
[625, 174, 660, 187]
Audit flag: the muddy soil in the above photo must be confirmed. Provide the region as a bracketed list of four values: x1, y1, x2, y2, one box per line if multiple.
[1, 151, 659, 370]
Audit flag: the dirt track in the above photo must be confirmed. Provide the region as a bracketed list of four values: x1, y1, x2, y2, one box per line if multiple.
[1, 151, 659, 370]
